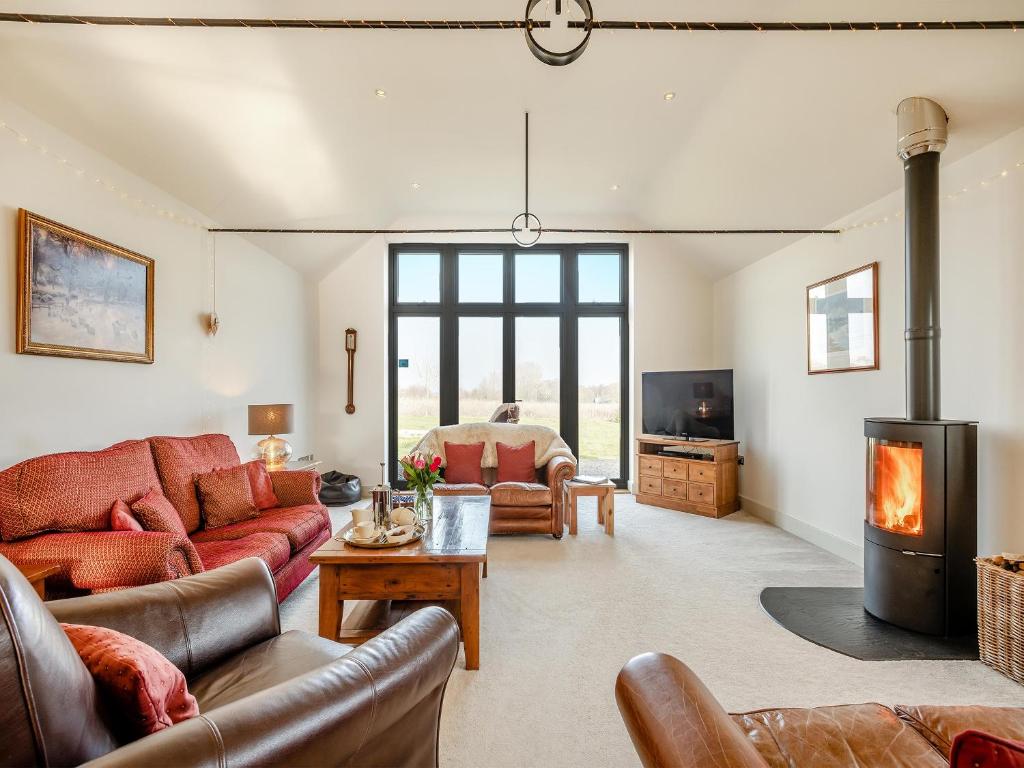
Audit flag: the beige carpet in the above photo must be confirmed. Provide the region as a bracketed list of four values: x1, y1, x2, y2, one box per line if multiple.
[281, 496, 1024, 767]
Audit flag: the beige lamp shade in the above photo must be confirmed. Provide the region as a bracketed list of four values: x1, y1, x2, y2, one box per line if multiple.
[248, 404, 294, 436]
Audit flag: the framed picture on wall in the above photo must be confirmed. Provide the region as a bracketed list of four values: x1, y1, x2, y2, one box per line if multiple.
[806, 262, 878, 374]
[16, 209, 154, 363]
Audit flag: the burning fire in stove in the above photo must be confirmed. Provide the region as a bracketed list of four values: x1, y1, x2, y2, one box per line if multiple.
[868, 442, 924, 536]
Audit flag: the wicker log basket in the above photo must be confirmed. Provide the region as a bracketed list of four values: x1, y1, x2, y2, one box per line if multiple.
[977, 556, 1024, 685]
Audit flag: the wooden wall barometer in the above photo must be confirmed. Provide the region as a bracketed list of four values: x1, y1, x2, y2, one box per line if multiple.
[345, 328, 357, 414]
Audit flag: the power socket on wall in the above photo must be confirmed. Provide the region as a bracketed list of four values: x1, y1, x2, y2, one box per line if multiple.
[295, 454, 315, 462]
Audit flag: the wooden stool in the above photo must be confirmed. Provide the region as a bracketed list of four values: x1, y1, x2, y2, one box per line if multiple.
[564, 480, 616, 536]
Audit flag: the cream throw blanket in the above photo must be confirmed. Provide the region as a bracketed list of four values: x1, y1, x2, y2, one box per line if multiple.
[411, 423, 576, 469]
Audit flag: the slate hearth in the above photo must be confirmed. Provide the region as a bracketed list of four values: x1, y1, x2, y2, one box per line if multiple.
[760, 586, 977, 661]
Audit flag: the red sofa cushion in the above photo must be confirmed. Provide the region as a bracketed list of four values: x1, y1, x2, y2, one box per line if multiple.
[131, 488, 188, 538]
[192, 531, 291, 572]
[496, 441, 536, 483]
[191, 504, 330, 553]
[0, 439, 161, 541]
[196, 465, 259, 529]
[245, 460, 279, 510]
[149, 435, 239, 534]
[61, 622, 198, 742]
[110, 500, 143, 532]
[444, 442, 485, 485]
[951, 730, 1024, 767]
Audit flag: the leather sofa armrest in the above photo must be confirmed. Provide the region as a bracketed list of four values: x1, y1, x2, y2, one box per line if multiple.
[48, 558, 280, 678]
[616, 653, 769, 768]
[0, 531, 203, 591]
[80, 606, 461, 768]
[269, 469, 322, 506]
[545, 455, 577, 530]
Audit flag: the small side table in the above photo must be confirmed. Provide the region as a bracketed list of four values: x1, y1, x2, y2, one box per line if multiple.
[16, 563, 60, 600]
[564, 480, 616, 536]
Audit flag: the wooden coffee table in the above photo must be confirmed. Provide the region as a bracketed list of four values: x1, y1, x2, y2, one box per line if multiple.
[311, 495, 490, 670]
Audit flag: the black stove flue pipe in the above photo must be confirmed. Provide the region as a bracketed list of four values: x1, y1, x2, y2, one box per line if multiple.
[898, 97, 948, 422]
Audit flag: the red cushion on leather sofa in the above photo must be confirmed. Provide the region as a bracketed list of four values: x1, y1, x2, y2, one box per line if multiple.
[0, 439, 161, 541]
[61, 622, 198, 742]
[951, 730, 1024, 767]
[496, 441, 536, 483]
[196, 465, 259, 529]
[110, 500, 143, 532]
[132, 488, 188, 537]
[444, 442, 485, 485]
[245, 460, 279, 510]
[149, 435, 240, 534]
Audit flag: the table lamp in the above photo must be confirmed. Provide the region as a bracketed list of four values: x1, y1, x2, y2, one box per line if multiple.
[248, 403, 294, 470]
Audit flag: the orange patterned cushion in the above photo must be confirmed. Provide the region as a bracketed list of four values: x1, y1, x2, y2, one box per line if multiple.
[193, 531, 291, 572]
[131, 488, 188, 538]
[191, 504, 330, 552]
[110, 500, 143, 532]
[0, 440, 161, 541]
[149, 435, 240, 534]
[196, 465, 258, 529]
[244, 460, 279, 510]
[61, 623, 198, 742]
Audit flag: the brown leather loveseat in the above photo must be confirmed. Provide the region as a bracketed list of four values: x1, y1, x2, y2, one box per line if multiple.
[616, 652, 1024, 767]
[1, 554, 460, 767]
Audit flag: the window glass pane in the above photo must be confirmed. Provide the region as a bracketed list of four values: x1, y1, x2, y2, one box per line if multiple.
[515, 316, 560, 432]
[578, 317, 621, 479]
[397, 252, 440, 303]
[396, 316, 440, 475]
[578, 252, 621, 303]
[459, 252, 503, 303]
[514, 252, 561, 303]
[459, 317, 503, 423]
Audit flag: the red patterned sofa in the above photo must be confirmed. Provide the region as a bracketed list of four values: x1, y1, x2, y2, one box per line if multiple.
[0, 434, 331, 601]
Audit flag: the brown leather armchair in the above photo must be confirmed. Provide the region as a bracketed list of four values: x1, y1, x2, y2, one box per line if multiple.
[436, 456, 577, 538]
[1, 554, 460, 768]
[616, 652, 1024, 767]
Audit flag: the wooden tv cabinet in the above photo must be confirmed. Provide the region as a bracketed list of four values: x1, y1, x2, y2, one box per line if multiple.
[634, 435, 740, 518]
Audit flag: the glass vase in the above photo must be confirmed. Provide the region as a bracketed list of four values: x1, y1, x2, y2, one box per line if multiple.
[414, 486, 433, 527]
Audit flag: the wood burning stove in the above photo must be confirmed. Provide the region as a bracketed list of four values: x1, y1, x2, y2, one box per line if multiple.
[863, 98, 978, 638]
[863, 419, 976, 635]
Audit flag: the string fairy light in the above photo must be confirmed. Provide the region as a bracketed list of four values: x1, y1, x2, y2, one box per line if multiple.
[0, 116, 206, 230]
[0, 13, 1021, 33]
[837, 160, 1024, 234]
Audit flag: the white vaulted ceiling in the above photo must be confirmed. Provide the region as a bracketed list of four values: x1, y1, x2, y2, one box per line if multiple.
[1, 0, 1023, 277]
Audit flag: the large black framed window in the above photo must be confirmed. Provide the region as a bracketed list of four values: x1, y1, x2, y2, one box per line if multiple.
[388, 243, 629, 488]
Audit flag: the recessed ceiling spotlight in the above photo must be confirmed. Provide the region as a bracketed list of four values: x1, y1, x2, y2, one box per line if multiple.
[663, 91, 676, 101]
[375, 89, 387, 98]
[411, 182, 422, 190]
[610, 184, 620, 191]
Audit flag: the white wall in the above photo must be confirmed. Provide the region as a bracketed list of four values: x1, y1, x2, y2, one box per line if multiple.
[714, 127, 1024, 561]
[316, 220, 714, 488]
[0, 100, 315, 466]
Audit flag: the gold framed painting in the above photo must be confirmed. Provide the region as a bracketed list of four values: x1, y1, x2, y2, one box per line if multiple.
[16, 209, 154, 363]
[806, 262, 879, 374]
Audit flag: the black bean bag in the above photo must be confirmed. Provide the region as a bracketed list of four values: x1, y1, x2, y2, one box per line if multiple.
[318, 471, 362, 506]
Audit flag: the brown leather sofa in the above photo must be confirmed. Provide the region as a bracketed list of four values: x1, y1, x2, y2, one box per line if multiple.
[1, 554, 460, 768]
[616, 652, 1024, 767]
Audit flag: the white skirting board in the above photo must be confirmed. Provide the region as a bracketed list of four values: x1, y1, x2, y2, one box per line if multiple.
[740, 495, 863, 566]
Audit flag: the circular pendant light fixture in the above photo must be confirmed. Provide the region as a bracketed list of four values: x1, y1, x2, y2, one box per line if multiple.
[524, 0, 593, 66]
[511, 212, 543, 247]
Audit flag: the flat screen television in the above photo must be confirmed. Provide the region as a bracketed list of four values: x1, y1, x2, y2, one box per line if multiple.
[641, 370, 734, 440]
